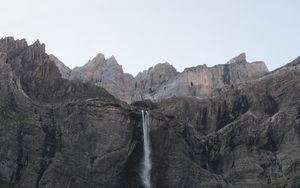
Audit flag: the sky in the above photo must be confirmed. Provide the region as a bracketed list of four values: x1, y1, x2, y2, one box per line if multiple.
[1, 0, 300, 76]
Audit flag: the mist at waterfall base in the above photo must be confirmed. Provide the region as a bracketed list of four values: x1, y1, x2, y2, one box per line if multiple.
[141, 110, 152, 188]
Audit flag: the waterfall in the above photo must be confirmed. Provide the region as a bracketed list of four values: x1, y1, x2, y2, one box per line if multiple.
[141, 110, 151, 188]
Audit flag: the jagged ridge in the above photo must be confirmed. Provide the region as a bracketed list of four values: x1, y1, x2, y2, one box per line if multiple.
[51, 52, 269, 103]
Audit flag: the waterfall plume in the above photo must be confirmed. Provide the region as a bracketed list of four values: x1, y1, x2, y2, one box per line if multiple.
[141, 110, 152, 188]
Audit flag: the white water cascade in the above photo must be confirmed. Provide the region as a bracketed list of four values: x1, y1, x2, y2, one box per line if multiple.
[141, 110, 152, 188]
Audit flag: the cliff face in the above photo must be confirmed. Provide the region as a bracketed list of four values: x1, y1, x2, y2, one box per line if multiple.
[52, 53, 268, 103]
[0, 37, 134, 188]
[0, 37, 300, 188]
[66, 53, 134, 103]
[149, 53, 268, 101]
[132, 63, 178, 101]
[150, 61, 300, 187]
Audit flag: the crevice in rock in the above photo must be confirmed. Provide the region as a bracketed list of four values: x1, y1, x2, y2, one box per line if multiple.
[9, 123, 29, 187]
[36, 108, 57, 188]
[222, 65, 231, 85]
[207, 139, 223, 174]
[296, 103, 300, 135]
[216, 95, 250, 130]
[232, 95, 249, 117]
[201, 107, 208, 127]
[263, 94, 278, 116]
[216, 101, 231, 130]
[15, 124, 28, 182]
[262, 125, 283, 152]
[196, 107, 208, 132]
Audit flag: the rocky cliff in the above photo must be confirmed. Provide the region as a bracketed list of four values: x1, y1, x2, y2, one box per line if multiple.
[52, 53, 268, 103]
[151, 62, 300, 187]
[147, 53, 268, 101]
[0, 37, 132, 188]
[0, 37, 300, 188]
[132, 62, 178, 101]
[61, 53, 134, 102]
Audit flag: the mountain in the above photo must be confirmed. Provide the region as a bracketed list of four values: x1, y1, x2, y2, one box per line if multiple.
[0, 37, 300, 188]
[52, 52, 268, 103]
[52, 53, 135, 102]
[137, 53, 268, 101]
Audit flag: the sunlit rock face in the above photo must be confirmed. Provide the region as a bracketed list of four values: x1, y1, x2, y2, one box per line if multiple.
[53, 52, 268, 103]
[1, 37, 300, 188]
[133, 53, 268, 102]
[68, 53, 135, 103]
[132, 62, 178, 101]
[148, 53, 269, 100]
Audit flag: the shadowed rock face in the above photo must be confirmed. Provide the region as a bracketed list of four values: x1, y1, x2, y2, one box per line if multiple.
[0, 37, 135, 188]
[0, 37, 300, 188]
[49, 55, 71, 79]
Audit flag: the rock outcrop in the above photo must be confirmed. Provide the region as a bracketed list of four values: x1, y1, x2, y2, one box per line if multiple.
[1, 37, 300, 188]
[49, 55, 71, 79]
[68, 54, 134, 102]
[132, 63, 178, 101]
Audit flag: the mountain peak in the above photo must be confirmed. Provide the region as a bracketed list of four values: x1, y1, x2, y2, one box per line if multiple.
[227, 53, 247, 64]
[0, 37, 28, 52]
[94, 53, 105, 60]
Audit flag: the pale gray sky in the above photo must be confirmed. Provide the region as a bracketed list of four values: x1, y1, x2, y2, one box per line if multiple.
[1, 0, 300, 75]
